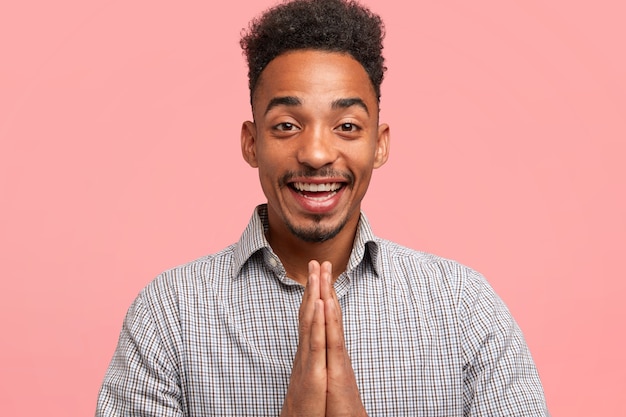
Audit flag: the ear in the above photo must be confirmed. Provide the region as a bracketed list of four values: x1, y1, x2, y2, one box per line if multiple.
[241, 121, 258, 168]
[373, 123, 390, 169]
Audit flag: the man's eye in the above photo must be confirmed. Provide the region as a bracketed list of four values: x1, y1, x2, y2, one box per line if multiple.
[337, 123, 358, 132]
[274, 122, 297, 131]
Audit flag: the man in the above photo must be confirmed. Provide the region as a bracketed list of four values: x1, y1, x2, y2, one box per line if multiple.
[96, 0, 549, 415]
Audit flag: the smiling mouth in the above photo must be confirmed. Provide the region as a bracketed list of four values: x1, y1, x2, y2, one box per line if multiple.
[289, 182, 345, 200]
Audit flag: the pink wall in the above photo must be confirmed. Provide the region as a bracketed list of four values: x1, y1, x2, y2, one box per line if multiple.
[1, 1, 624, 415]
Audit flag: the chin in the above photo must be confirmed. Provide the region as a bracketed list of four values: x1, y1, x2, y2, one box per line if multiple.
[286, 217, 347, 243]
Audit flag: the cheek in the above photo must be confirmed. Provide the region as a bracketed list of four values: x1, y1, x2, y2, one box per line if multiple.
[346, 144, 378, 169]
[256, 140, 292, 162]
[256, 169, 278, 203]
[257, 164, 283, 192]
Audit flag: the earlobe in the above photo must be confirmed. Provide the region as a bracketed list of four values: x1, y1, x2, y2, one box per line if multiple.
[373, 123, 390, 168]
[241, 121, 258, 168]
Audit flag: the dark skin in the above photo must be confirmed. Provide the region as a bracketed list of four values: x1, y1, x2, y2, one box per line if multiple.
[281, 260, 366, 417]
[241, 50, 390, 416]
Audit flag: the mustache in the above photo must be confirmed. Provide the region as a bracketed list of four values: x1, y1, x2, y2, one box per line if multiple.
[279, 167, 354, 187]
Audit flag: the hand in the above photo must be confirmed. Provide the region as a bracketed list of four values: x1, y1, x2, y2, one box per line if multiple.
[281, 261, 367, 417]
[319, 261, 367, 417]
[281, 260, 327, 417]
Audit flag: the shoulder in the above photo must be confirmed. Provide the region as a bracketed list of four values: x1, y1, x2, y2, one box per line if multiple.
[372, 238, 503, 317]
[376, 238, 519, 338]
[137, 244, 238, 313]
[375, 238, 486, 290]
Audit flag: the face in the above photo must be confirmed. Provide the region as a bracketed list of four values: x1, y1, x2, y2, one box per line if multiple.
[241, 50, 390, 243]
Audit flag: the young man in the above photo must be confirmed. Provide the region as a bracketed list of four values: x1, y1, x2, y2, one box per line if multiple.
[96, 0, 549, 415]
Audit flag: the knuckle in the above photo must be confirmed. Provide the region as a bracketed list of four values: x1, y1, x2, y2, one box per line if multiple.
[309, 342, 324, 353]
[328, 341, 345, 352]
[299, 321, 311, 334]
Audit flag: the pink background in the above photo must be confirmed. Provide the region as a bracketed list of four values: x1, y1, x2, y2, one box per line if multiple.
[1, 1, 624, 415]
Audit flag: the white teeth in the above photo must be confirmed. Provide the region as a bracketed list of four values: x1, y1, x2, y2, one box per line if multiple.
[293, 182, 342, 192]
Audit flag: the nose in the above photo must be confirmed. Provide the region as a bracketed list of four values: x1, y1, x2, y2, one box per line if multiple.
[296, 126, 338, 169]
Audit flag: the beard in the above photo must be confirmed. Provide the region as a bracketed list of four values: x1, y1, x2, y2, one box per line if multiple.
[283, 212, 350, 243]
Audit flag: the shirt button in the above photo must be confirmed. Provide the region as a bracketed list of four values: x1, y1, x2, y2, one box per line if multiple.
[268, 257, 278, 267]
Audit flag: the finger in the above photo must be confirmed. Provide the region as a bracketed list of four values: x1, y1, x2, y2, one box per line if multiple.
[320, 261, 348, 370]
[325, 295, 348, 369]
[300, 260, 321, 321]
[310, 299, 327, 356]
[298, 260, 321, 344]
[282, 297, 327, 417]
[319, 261, 333, 302]
[320, 261, 343, 323]
[307, 260, 321, 300]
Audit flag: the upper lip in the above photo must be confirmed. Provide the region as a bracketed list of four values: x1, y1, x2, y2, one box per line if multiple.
[288, 177, 347, 184]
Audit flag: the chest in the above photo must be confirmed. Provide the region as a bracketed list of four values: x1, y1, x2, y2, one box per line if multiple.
[177, 276, 464, 416]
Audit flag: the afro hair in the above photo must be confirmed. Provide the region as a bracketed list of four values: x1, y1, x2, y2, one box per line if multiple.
[240, 0, 386, 102]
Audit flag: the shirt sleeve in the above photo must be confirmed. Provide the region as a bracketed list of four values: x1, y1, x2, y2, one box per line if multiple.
[96, 292, 184, 417]
[461, 274, 550, 416]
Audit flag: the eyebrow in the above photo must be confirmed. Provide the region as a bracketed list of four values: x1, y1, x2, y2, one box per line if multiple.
[264, 96, 301, 115]
[332, 97, 369, 115]
[263, 96, 370, 116]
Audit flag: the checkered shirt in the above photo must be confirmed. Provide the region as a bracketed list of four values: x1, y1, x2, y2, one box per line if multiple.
[96, 205, 549, 416]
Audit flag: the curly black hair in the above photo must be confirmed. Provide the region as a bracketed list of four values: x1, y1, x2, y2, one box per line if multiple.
[240, 0, 386, 103]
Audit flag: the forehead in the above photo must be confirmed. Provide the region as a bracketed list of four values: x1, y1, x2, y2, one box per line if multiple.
[252, 50, 377, 110]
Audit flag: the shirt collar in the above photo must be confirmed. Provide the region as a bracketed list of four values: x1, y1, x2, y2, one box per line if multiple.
[232, 204, 382, 278]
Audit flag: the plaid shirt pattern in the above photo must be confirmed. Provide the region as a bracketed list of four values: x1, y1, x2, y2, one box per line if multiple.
[96, 205, 549, 416]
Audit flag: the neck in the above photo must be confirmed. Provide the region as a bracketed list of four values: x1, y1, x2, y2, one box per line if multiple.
[266, 216, 359, 286]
